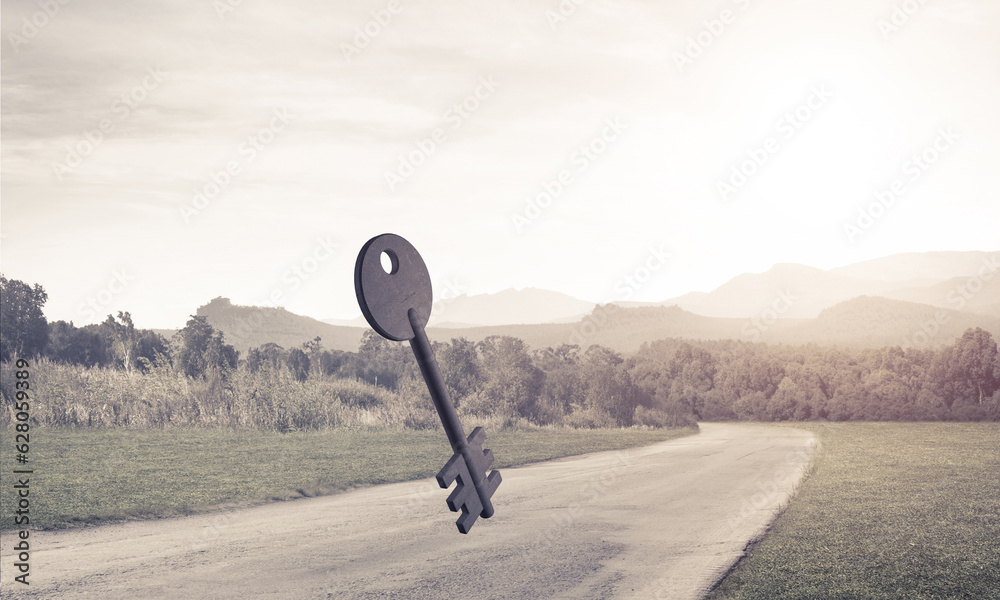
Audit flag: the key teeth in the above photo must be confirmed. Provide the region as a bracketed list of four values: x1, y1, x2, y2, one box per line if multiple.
[456, 508, 478, 534]
[467, 426, 486, 446]
[487, 469, 501, 493]
[435, 452, 462, 489]
[434, 427, 502, 533]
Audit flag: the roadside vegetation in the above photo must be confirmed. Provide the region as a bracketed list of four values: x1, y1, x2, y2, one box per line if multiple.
[710, 422, 1000, 600]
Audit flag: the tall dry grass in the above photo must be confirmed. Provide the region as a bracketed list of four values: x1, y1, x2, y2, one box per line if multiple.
[0, 358, 441, 431]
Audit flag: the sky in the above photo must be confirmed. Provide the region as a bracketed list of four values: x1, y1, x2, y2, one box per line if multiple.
[2, 0, 998, 329]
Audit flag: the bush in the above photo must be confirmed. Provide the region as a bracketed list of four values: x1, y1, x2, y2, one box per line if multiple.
[563, 407, 617, 429]
[633, 405, 672, 428]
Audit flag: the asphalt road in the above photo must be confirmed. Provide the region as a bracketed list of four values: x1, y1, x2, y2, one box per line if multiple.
[1, 423, 815, 599]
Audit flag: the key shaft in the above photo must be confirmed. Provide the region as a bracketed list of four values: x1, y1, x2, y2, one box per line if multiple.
[408, 308, 495, 518]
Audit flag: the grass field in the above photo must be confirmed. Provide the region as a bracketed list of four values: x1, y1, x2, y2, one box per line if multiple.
[0, 426, 696, 530]
[710, 422, 1000, 600]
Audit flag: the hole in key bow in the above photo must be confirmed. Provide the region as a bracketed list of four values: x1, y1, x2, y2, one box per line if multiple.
[380, 249, 399, 275]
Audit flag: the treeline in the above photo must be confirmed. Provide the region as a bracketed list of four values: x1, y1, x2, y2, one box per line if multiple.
[632, 331, 1000, 422]
[311, 328, 1000, 424]
[2, 275, 999, 429]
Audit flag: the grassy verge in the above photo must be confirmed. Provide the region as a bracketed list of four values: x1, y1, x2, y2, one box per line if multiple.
[710, 422, 1000, 600]
[0, 425, 696, 530]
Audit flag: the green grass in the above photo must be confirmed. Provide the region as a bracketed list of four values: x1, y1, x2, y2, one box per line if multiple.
[710, 422, 1000, 600]
[0, 426, 696, 530]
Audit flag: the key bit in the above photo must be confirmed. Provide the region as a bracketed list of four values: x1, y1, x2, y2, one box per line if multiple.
[437, 427, 502, 533]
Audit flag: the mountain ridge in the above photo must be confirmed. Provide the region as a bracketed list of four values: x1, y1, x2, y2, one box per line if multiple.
[170, 250, 1000, 354]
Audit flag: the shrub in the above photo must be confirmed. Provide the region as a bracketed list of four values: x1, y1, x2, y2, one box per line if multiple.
[563, 407, 617, 429]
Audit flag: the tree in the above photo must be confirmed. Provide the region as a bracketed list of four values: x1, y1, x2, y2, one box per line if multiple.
[302, 336, 323, 377]
[582, 345, 638, 426]
[176, 316, 213, 377]
[0, 275, 49, 361]
[257, 342, 288, 370]
[438, 337, 483, 407]
[318, 349, 347, 377]
[103, 311, 139, 374]
[951, 328, 1000, 406]
[356, 330, 414, 388]
[670, 343, 717, 392]
[473, 336, 545, 421]
[930, 329, 990, 410]
[861, 369, 915, 420]
[205, 330, 238, 375]
[766, 377, 802, 421]
[716, 351, 784, 409]
[534, 345, 583, 422]
[287, 348, 310, 381]
[175, 315, 237, 378]
[45, 320, 110, 367]
[134, 329, 171, 372]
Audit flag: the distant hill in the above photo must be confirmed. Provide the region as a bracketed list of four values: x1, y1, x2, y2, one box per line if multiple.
[176, 251, 1000, 355]
[830, 250, 999, 284]
[661, 263, 894, 319]
[321, 316, 368, 328]
[773, 296, 1000, 349]
[436, 299, 999, 353]
[881, 274, 1000, 316]
[612, 291, 706, 310]
[184, 294, 999, 356]
[970, 301, 1000, 317]
[319, 251, 1000, 330]
[324, 288, 596, 329]
[651, 250, 1000, 320]
[424, 304, 745, 353]
[197, 297, 365, 354]
[423, 288, 596, 327]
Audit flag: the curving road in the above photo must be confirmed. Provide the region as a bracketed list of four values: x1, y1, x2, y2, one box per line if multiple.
[1, 423, 815, 599]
